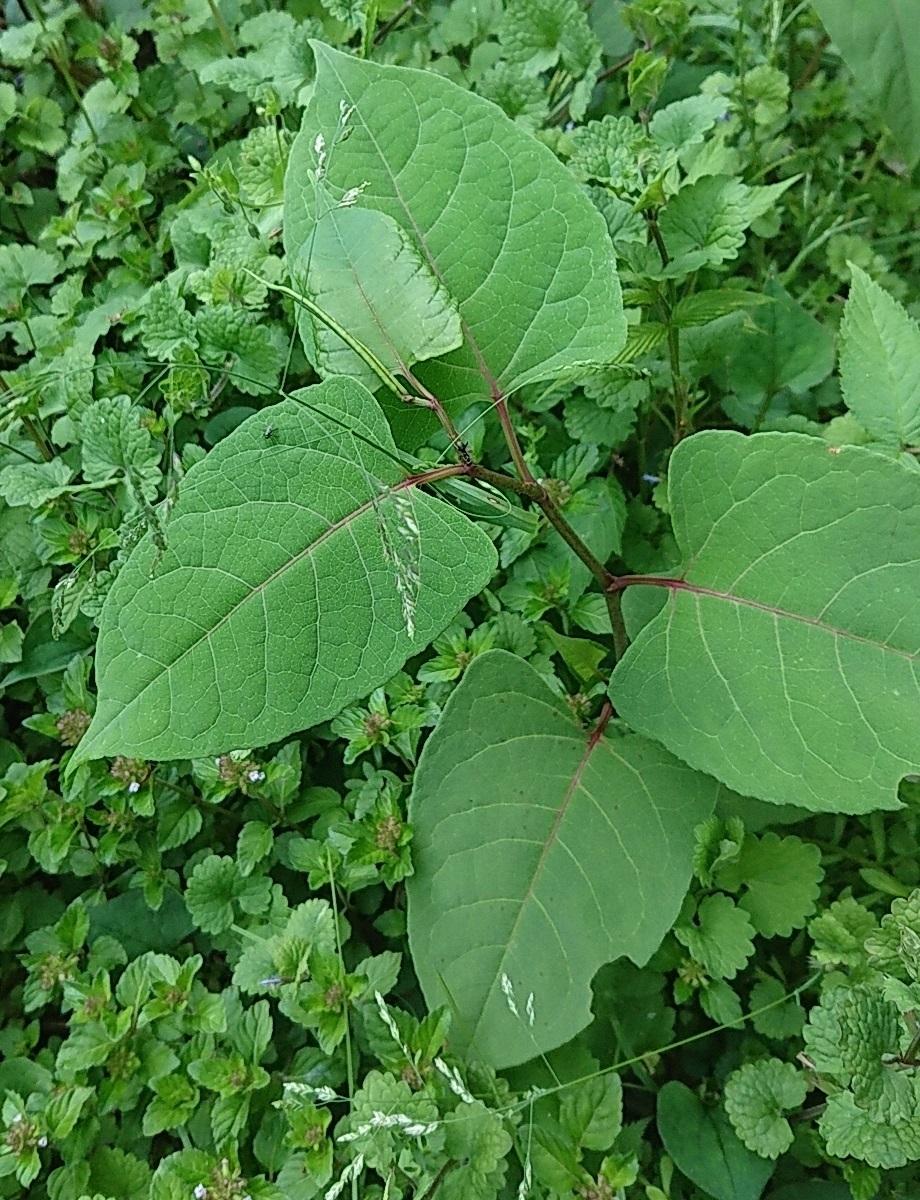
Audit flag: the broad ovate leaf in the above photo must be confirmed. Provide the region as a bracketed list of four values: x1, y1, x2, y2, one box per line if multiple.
[407, 650, 719, 1068]
[839, 264, 920, 447]
[284, 43, 625, 414]
[290, 205, 463, 392]
[76, 379, 496, 763]
[813, 0, 920, 170]
[611, 431, 920, 815]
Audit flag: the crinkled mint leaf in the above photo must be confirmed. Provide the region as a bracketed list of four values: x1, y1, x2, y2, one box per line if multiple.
[724, 1059, 806, 1159]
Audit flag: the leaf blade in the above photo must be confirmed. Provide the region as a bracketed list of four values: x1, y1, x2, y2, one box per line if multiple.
[839, 263, 920, 446]
[76, 378, 497, 763]
[407, 650, 718, 1067]
[611, 431, 920, 814]
[285, 43, 625, 414]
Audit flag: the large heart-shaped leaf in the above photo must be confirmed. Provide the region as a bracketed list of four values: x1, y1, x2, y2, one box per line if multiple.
[76, 379, 496, 763]
[611, 431, 920, 815]
[407, 650, 719, 1067]
[812, 0, 920, 170]
[284, 43, 625, 414]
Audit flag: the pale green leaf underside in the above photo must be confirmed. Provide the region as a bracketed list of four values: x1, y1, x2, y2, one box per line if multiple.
[407, 650, 718, 1068]
[76, 378, 496, 763]
[284, 43, 625, 411]
[611, 431, 920, 815]
[813, 0, 920, 169]
[840, 263, 920, 446]
[290, 205, 463, 391]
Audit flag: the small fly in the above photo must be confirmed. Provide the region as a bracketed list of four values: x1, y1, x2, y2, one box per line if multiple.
[263, 425, 274, 439]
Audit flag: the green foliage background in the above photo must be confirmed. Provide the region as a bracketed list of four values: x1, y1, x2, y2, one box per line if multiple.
[2, 1, 920, 1199]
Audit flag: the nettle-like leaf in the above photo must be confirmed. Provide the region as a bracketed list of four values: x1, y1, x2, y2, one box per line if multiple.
[839, 264, 920, 447]
[657, 175, 795, 276]
[284, 43, 625, 420]
[611, 431, 920, 815]
[407, 650, 719, 1067]
[76, 379, 496, 762]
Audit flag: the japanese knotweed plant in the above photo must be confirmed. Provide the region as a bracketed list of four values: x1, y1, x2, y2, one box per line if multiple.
[76, 45, 920, 1069]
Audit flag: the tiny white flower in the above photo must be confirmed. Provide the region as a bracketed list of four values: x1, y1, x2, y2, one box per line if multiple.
[338, 181, 369, 208]
[37, 1136, 48, 1148]
[500, 973, 519, 1017]
[127, 780, 141, 794]
[247, 768, 265, 783]
[194, 1186, 208, 1200]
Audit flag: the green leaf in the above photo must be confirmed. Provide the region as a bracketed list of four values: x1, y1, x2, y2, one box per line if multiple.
[196, 305, 286, 396]
[499, 0, 600, 78]
[812, 0, 920, 169]
[839, 264, 920, 447]
[649, 94, 729, 153]
[186, 855, 272, 934]
[284, 44, 624, 422]
[611, 431, 920, 814]
[289, 205, 463, 392]
[0, 459, 72, 508]
[658, 176, 795, 276]
[0, 244, 60, 305]
[559, 1075, 623, 1152]
[80, 395, 162, 502]
[657, 1081, 775, 1200]
[674, 894, 755, 980]
[709, 282, 834, 428]
[672, 289, 770, 328]
[407, 650, 719, 1067]
[716, 833, 824, 937]
[724, 1060, 807, 1159]
[76, 379, 496, 762]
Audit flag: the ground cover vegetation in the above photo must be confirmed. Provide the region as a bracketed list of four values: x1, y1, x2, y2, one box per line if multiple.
[2, 0, 920, 1196]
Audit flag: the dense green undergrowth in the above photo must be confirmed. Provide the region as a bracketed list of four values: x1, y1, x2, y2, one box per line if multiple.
[3, 1, 920, 1198]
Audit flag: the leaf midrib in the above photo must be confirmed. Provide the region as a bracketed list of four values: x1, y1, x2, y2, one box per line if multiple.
[92, 484, 412, 744]
[464, 709, 616, 1053]
[320, 49, 506, 399]
[620, 575, 920, 662]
